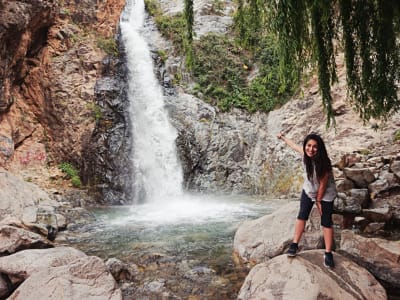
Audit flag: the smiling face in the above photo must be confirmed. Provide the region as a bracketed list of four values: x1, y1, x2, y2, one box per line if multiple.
[305, 139, 318, 158]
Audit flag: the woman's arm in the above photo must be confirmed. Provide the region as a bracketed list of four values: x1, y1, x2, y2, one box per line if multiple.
[277, 132, 303, 154]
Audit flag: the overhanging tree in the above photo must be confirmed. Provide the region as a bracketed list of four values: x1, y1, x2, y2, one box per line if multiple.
[237, 0, 400, 126]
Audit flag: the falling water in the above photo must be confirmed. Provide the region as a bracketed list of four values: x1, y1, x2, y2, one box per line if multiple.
[120, 0, 183, 203]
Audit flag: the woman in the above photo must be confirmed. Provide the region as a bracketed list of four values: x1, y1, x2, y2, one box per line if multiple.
[277, 132, 337, 268]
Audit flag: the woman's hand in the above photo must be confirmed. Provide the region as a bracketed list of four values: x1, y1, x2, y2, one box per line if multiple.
[277, 132, 284, 139]
[316, 201, 322, 216]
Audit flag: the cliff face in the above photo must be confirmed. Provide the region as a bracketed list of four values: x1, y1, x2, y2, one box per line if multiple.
[0, 0, 126, 191]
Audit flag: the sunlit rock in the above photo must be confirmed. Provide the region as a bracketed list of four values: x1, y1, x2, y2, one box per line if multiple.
[238, 250, 386, 300]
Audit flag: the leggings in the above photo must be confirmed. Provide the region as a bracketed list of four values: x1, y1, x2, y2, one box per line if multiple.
[297, 190, 333, 228]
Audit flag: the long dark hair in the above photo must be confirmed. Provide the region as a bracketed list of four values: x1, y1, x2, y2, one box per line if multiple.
[303, 133, 332, 181]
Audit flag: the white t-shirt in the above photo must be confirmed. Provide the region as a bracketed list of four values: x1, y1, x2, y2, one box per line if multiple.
[302, 163, 337, 202]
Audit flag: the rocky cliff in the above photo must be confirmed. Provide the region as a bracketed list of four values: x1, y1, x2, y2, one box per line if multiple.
[0, 0, 128, 201]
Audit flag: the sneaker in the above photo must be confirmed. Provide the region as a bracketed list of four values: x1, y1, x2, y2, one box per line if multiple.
[286, 243, 298, 257]
[324, 252, 335, 268]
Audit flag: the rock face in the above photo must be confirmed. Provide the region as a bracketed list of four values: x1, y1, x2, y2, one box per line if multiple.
[238, 250, 386, 300]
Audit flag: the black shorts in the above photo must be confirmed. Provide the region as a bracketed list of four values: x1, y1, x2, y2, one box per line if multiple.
[297, 190, 333, 228]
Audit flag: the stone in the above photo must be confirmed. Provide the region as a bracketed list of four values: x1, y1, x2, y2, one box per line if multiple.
[343, 167, 376, 188]
[334, 189, 369, 214]
[390, 160, 400, 179]
[362, 207, 392, 223]
[6, 256, 122, 300]
[340, 230, 400, 289]
[363, 222, 385, 233]
[233, 201, 323, 265]
[238, 250, 386, 300]
[0, 225, 53, 255]
[336, 178, 354, 193]
[105, 257, 139, 282]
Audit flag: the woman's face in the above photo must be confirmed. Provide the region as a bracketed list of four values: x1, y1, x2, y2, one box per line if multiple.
[305, 139, 318, 158]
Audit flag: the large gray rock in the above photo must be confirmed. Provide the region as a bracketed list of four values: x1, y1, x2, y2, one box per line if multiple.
[7, 256, 122, 300]
[0, 170, 59, 222]
[238, 250, 386, 300]
[0, 247, 122, 299]
[233, 201, 323, 264]
[0, 247, 85, 277]
[340, 230, 400, 289]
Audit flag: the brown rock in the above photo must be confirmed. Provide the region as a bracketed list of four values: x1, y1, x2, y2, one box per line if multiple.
[0, 225, 53, 255]
[340, 230, 400, 289]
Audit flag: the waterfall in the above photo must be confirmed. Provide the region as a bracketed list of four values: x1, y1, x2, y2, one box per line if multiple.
[120, 0, 183, 203]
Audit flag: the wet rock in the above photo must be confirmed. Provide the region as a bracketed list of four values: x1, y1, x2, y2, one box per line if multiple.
[106, 257, 139, 282]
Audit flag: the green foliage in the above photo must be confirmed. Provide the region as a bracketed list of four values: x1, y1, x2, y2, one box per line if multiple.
[260, 0, 400, 126]
[144, 0, 162, 16]
[394, 129, 400, 142]
[184, 0, 194, 69]
[338, 0, 400, 123]
[86, 103, 102, 121]
[155, 13, 186, 53]
[59, 162, 82, 188]
[157, 49, 168, 62]
[96, 37, 118, 56]
[192, 34, 292, 112]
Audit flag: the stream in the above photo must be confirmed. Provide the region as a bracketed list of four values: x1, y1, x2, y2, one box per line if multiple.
[62, 195, 288, 299]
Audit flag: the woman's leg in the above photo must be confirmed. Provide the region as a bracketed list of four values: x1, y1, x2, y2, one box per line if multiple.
[294, 190, 313, 243]
[293, 219, 306, 243]
[321, 201, 334, 251]
[323, 226, 333, 252]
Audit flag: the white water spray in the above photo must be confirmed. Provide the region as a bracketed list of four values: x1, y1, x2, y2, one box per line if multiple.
[120, 0, 183, 203]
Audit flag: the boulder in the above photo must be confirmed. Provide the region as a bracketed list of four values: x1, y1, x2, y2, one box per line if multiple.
[238, 250, 386, 300]
[343, 167, 376, 188]
[7, 256, 122, 300]
[362, 207, 392, 223]
[0, 247, 122, 299]
[0, 247, 86, 279]
[334, 189, 369, 214]
[0, 225, 53, 255]
[233, 201, 323, 265]
[340, 230, 400, 289]
[0, 170, 59, 225]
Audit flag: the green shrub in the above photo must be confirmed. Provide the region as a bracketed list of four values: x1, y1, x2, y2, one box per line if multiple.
[192, 33, 294, 112]
[394, 129, 400, 142]
[96, 37, 118, 56]
[59, 162, 82, 188]
[144, 0, 162, 16]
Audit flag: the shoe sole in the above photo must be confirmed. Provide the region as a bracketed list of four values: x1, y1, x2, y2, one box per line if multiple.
[287, 252, 297, 257]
